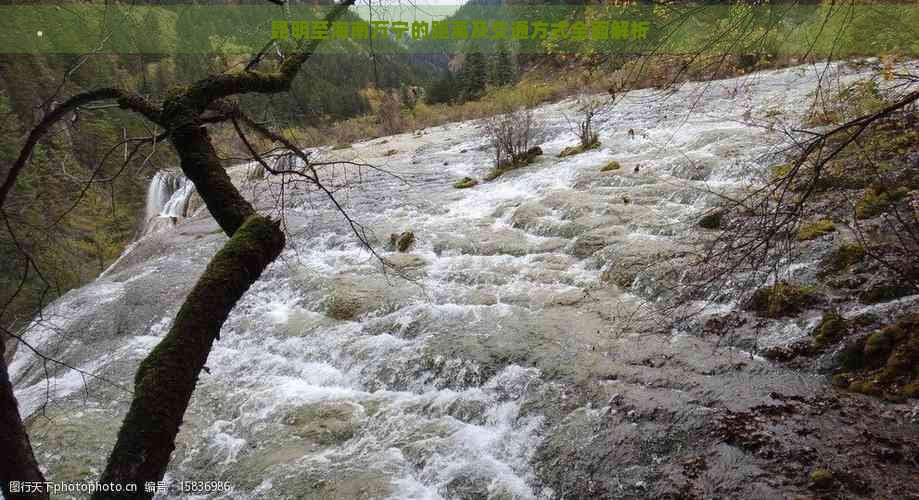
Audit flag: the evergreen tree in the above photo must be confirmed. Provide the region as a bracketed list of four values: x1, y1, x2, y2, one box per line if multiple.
[492, 41, 516, 87]
[459, 51, 487, 102]
[426, 69, 458, 105]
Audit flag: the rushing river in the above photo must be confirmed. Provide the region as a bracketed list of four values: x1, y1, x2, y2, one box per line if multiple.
[10, 62, 917, 499]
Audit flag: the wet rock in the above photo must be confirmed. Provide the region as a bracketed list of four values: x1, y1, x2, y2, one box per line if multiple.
[391, 231, 416, 252]
[442, 469, 493, 500]
[283, 401, 360, 445]
[25, 407, 120, 483]
[510, 201, 548, 229]
[746, 282, 820, 318]
[568, 228, 623, 258]
[323, 274, 419, 320]
[186, 192, 205, 215]
[383, 253, 427, 271]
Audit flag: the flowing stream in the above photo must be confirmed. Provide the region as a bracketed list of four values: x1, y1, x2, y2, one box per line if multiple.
[10, 63, 914, 499]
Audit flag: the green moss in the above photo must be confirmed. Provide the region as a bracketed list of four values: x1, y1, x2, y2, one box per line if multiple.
[453, 177, 478, 189]
[747, 282, 818, 318]
[698, 212, 723, 230]
[904, 382, 919, 398]
[855, 186, 909, 219]
[813, 310, 849, 348]
[835, 313, 919, 400]
[809, 468, 834, 490]
[821, 244, 865, 274]
[600, 160, 622, 172]
[772, 163, 793, 179]
[390, 231, 415, 252]
[859, 283, 912, 304]
[383, 149, 399, 157]
[484, 146, 543, 181]
[558, 138, 600, 158]
[797, 219, 836, 241]
[331, 143, 350, 150]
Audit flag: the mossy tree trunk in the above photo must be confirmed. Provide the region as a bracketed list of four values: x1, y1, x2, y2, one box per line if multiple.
[0, 337, 49, 500]
[94, 112, 286, 500]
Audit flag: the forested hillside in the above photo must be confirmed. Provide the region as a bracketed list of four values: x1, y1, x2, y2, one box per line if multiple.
[0, 11, 440, 332]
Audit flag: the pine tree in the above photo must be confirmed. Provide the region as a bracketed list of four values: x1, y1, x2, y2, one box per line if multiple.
[459, 51, 487, 102]
[426, 69, 458, 105]
[492, 41, 516, 87]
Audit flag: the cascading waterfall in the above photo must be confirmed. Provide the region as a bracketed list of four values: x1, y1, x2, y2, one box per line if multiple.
[143, 170, 196, 233]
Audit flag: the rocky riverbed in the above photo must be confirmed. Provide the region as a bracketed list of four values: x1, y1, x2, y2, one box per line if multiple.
[9, 62, 919, 499]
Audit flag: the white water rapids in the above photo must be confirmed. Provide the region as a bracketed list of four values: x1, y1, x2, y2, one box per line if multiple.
[8, 63, 905, 499]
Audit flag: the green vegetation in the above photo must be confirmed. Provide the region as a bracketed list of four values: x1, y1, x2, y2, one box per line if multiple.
[391, 231, 416, 253]
[483, 146, 543, 181]
[453, 177, 478, 189]
[855, 185, 909, 219]
[797, 219, 835, 241]
[699, 212, 723, 230]
[747, 282, 819, 318]
[809, 468, 835, 490]
[558, 137, 600, 158]
[858, 282, 912, 304]
[821, 243, 866, 274]
[833, 313, 919, 400]
[813, 310, 849, 348]
[600, 161, 622, 172]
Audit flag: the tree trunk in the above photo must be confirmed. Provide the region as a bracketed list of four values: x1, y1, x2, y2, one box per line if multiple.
[0, 336, 49, 500]
[92, 126, 285, 499]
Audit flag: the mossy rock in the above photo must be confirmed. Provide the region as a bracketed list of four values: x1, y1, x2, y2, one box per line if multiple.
[558, 139, 599, 158]
[855, 186, 909, 219]
[834, 313, 919, 400]
[858, 282, 913, 304]
[797, 219, 835, 241]
[383, 149, 399, 157]
[820, 243, 865, 275]
[772, 163, 793, 179]
[389, 231, 415, 252]
[813, 310, 849, 348]
[698, 212, 723, 230]
[809, 468, 835, 490]
[484, 146, 543, 181]
[453, 177, 478, 189]
[599, 160, 622, 172]
[331, 143, 351, 150]
[746, 282, 819, 318]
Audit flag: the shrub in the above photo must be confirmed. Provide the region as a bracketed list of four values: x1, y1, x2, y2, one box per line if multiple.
[377, 91, 408, 136]
[797, 219, 836, 241]
[698, 212, 723, 230]
[483, 146, 543, 181]
[483, 105, 543, 170]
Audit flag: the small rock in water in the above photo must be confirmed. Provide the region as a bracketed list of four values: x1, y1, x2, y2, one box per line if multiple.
[390, 231, 415, 252]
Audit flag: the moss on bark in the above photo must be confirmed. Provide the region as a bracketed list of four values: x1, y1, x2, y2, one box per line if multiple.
[95, 215, 284, 498]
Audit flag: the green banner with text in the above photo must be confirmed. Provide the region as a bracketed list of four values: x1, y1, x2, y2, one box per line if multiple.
[0, 5, 916, 54]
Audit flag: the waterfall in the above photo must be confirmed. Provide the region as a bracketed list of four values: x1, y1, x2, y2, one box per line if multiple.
[143, 171, 196, 233]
